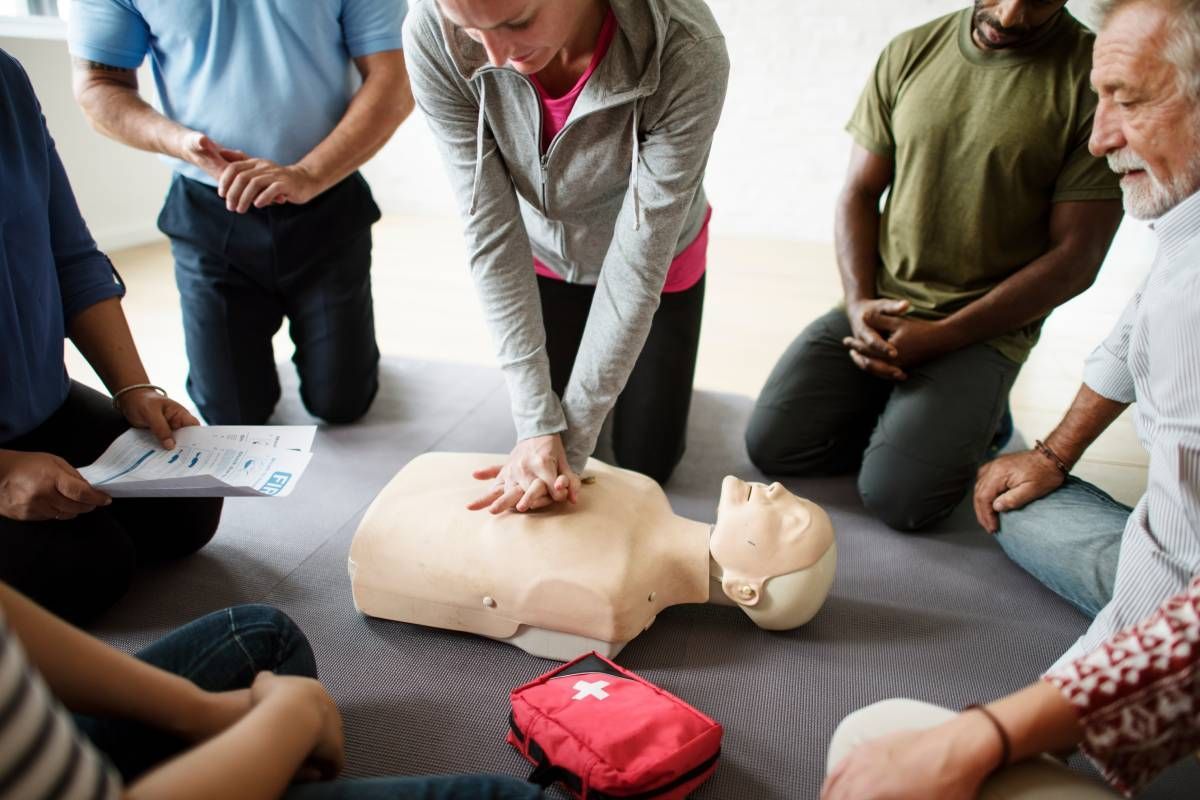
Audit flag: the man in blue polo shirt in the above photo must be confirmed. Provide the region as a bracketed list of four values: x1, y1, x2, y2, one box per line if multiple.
[0, 49, 220, 625]
[70, 0, 412, 426]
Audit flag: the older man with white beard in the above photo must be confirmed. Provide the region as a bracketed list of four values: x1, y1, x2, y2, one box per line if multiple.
[973, 0, 1200, 659]
[822, 8, 1200, 796]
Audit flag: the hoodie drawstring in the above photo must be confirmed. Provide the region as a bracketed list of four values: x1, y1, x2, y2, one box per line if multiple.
[469, 80, 487, 216]
[630, 102, 641, 231]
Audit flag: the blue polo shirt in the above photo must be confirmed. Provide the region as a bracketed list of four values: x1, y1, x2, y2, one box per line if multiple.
[68, 0, 407, 186]
[0, 50, 125, 444]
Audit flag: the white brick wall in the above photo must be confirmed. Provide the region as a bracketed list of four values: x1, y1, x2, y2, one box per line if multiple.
[365, 0, 1104, 242]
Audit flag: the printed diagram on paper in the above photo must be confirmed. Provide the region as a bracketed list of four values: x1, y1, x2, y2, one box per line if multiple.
[79, 426, 316, 498]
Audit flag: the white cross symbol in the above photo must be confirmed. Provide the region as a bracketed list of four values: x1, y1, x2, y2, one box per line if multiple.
[571, 680, 610, 701]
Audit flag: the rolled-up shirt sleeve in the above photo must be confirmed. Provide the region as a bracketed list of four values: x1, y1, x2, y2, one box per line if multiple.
[1082, 280, 1143, 404]
[1042, 575, 1200, 797]
[68, 0, 151, 69]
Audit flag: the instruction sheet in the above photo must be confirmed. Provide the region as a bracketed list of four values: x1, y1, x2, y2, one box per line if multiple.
[79, 425, 316, 498]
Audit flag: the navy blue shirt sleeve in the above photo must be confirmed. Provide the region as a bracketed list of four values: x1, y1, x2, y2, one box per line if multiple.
[0, 49, 123, 441]
[44, 117, 126, 321]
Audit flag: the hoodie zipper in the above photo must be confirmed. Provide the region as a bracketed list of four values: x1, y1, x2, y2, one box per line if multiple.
[480, 66, 636, 216]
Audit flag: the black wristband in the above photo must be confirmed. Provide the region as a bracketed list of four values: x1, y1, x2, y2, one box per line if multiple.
[963, 703, 1012, 771]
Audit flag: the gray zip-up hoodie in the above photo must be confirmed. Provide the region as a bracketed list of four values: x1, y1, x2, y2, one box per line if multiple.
[403, 0, 729, 471]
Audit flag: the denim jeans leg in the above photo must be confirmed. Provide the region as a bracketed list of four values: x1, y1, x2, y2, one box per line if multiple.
[283, 775, 543, 800]
[76, 605, 317, 780]
[994, 476, 1131, 617]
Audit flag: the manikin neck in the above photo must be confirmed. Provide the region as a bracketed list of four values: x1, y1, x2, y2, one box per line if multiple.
[705, 525, 738, 607]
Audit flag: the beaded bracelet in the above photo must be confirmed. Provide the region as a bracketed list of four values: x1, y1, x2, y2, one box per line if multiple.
[963, 703, 1012, 771]
[111, 383, 167, 410]
[1034, 439, 1070, 475]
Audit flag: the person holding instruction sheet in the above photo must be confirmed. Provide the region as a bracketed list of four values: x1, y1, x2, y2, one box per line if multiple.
[0, 49, 220, 627]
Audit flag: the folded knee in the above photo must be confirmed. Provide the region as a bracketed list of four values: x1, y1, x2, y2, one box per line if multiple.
[744, 410, 812, 475]
[858, 457, 963, 533]
[228, 604, 318, 678]
[301, 377, 377, 425]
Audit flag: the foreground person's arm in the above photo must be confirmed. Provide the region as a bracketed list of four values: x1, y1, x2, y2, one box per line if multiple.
[0, 583, 344, 800]
[821, 682, 1083, 800]
[823, 575, 1200, 799]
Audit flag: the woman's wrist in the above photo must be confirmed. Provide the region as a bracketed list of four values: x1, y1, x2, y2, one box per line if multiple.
[941, 710, 1009, 783]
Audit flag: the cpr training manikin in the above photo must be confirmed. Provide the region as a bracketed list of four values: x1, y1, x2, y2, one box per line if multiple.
[348, 453, 836, 660]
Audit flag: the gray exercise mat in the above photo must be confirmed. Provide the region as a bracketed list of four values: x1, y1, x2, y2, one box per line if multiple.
[94, 358, 1199, 798]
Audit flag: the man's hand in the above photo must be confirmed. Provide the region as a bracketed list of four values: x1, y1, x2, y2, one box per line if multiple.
[250, 672, 345, 782]
[176, 130, 246, 184]
[843, 300, 959, 379]
[0, 450, 111, 522]
[846, 299, 904, 361]
[973, 451, 1066, 534]
[821, 713, 999, 800]
[117, 390, 199, 450]
[844, 298, 908, 380]
[467, 434, 581, 514]
[218, 159, 324, 214]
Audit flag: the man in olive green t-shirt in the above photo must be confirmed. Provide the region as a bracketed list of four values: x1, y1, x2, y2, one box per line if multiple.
[746, 1, 1124, 532]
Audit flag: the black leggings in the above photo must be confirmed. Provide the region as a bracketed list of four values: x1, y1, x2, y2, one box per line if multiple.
[538, 273, 705, 485]
[0, 383, 221, 625]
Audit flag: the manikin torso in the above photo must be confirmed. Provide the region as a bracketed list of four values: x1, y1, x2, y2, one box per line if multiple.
[349, 453, 836, 660]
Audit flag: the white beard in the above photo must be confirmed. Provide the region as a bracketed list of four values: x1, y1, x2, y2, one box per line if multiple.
[1109, 149, 1200, 220]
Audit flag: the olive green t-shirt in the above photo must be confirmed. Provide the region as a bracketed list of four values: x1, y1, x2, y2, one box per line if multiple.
[846, 9, 1121, 363]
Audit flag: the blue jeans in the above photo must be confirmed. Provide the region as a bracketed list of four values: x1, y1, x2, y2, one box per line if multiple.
[77, 605, 540, 800]
[994, 476, 1131, 617]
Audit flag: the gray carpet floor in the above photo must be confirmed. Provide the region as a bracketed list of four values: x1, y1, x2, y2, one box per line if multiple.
[93, 358, 1198, 799]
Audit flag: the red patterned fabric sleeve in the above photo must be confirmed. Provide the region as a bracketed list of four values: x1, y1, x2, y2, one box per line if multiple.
[1042, 575, 1200, 796]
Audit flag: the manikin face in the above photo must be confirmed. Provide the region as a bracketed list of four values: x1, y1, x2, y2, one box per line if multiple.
[970, 0, 1068, 50]
[437, 0, 596, 74]
[1090, 3, 1200, 220]
[710, 477, 835, 629]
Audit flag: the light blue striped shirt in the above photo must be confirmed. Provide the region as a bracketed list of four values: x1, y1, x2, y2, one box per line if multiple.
[1053, 189, 1200, 668]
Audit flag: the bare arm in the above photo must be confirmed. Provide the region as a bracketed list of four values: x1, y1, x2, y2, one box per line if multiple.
[844, 199, 1124, 380]
[217, 50, 414, 212]
[0, 584, 340, 800]
[822, 682, 1082, 800]
[71, 59, 234, 180]
[291, 50, 413, 196]
[973, 384, 1128, 532]
[1041, 384, 1129, 468]
[67, 296, 150, 396]
[835, 144, 900, 364]
[68, 296, 198, 448]
[938, 200, 1124, 351]
[0, 582, 239, 738]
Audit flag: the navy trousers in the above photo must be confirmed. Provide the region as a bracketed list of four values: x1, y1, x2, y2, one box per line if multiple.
[158, 173, 382, 426]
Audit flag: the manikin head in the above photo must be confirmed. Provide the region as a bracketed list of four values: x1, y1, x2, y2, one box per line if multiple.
[436, 0, 604, 74]
[709, 477, 836, 631]
[970, 0, 1069, 50]
[1090, 0, 1200, 220]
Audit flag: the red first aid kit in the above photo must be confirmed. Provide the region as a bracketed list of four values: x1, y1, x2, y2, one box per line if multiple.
[507, 652, 723, 799]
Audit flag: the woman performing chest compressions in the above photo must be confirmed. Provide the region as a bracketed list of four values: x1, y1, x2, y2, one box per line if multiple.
[403, 0, 729, 513]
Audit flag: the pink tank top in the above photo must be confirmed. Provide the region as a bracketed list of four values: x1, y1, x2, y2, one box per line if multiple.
[530, 10, 710, 294]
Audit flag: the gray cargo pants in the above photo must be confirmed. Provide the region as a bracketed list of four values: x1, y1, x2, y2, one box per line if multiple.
[745, 308, 1020, 531]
